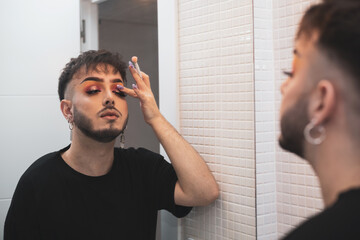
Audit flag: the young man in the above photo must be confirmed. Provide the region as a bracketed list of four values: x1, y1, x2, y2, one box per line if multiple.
[279, 0, 360, 239]
[4, 50, 219, 240]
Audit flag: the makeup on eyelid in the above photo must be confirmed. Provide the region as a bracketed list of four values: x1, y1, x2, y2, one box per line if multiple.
[82, 82, 125, 96]
[283, 55, 299, 78]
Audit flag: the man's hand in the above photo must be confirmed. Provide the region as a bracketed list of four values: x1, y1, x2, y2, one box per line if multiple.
[118, 61, 161, 125]
[119, 57, 219, 207]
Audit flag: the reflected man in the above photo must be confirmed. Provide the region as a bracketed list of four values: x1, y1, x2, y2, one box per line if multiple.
[279, 0, 360, 239]
[4, 50, 219, 240]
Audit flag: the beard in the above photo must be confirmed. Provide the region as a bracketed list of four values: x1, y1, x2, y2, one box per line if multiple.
[278, 93, 309, 159]
[73, 106, 126, 143]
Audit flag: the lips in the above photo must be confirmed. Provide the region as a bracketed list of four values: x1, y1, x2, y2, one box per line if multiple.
[100, 110, 119, 119]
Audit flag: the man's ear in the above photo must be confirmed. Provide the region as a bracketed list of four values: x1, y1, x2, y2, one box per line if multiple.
[60, 99, 73, 121]
[308, 80, 336, 125]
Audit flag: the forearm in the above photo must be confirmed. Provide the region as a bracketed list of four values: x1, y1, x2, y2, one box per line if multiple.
[149, 115, 219, 206]
[122, 64, 219, 206]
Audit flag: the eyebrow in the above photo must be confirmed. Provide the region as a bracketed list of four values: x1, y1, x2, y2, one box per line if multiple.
[80, 77, 123, 84]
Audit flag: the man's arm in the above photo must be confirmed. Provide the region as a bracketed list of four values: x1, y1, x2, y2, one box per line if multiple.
[149, 115, 219, 206]
[120, 64, 219, 206]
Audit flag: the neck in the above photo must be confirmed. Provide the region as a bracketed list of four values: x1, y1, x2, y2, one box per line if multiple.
[307, 134, 360, 207]
[61, 129, 116, 176]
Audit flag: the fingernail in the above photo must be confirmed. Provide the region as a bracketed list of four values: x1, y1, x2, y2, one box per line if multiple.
[128, 61, 134, 68]
[117, 85, 124, 90]
[132, 84, 138, 89]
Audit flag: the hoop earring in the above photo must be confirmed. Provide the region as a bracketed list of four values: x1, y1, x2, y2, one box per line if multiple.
[68, 120, 74, 131]
[304, 120, 326, 145]
[119, 131, 125, 148]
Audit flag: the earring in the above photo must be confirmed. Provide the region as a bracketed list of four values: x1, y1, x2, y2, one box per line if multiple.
[68, 120, 74, 130]
[304, 119, 326, 145]
[67, 117, 74, 142]
[119, 131, 125, 148]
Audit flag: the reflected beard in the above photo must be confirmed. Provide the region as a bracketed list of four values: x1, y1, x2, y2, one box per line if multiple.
[278, 93, 309, 159]
[73, 106, 122, 143]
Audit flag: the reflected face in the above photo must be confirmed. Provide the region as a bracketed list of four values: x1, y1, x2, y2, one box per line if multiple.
[278, 36, 317, 158]
[70, 64, 128, 143]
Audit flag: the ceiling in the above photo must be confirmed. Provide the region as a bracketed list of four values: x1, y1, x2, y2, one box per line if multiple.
[98, 0, 158, 25]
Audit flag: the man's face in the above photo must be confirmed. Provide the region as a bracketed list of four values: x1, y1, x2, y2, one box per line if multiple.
[70, 64, 128, 143]
[279, 34, 320, 158]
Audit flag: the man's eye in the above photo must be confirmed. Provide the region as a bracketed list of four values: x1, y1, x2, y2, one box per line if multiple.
[282, 70, 294, 78]
[114, 91, 127, 98]
[86, 89, 100, 95]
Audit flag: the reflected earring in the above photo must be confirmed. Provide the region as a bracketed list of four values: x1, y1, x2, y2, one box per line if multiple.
[119, 131, 125, 148]
[119, 116, 128, 149]
[67, 117, 74, 142]
[304, 119, 326, 145]
[68, 120, 74, 130]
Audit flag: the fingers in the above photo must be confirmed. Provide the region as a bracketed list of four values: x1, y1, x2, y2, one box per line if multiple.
[117, 84, 147, 99]
[118, 86, 138, 98]
[141, 72, 151, 88]
[129, 65, 146, 89]
[128, 65, 151, 89]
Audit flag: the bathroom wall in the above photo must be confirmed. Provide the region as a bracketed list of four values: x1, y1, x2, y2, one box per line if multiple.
[178, 0, 324, 239]
[178, 1, 256, 239]
[0, 0, 80, 238]
[253, 0, 277, 239]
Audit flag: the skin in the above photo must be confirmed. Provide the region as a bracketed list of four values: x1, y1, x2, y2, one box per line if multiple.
[60, 62, 219, 207]
[279, 33, 360, 207]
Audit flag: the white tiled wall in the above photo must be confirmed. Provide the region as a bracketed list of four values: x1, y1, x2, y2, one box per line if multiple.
[254, 0, 277, 239]
[178, 0, 325, 239]
[178, 0, 256, 239]
[272, 0, 323, 238]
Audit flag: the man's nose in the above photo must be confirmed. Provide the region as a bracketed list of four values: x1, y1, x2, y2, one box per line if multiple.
[103, 90, 115, 107]
[104, 98, 115, 107]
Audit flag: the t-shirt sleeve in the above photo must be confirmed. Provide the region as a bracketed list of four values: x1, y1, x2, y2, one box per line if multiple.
[4, 174, 39, 240]
[136, 148, 192, 218]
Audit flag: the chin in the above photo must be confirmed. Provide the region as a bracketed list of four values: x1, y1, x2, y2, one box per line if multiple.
[278, 136, 306, 160]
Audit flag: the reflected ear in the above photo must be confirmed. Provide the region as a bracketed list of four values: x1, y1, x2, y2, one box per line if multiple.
[308, 80, 336, 125]
[60, 99, 73, 121]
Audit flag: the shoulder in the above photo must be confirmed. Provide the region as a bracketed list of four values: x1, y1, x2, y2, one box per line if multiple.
[10, 147, 66, 203]
[282, 211, 330, 239]
[283, 189, 360, 239]
[21, 146, 68, 183]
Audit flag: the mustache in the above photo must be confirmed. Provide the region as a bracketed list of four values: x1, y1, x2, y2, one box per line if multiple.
[98, 107, 122, 117]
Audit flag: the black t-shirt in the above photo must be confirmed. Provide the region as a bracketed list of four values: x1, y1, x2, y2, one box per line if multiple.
[4, 145, 191, 240]
[283, 188, 360, 239]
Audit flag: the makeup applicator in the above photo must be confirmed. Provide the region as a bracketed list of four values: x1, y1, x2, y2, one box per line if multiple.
[131, 56, 142, 79]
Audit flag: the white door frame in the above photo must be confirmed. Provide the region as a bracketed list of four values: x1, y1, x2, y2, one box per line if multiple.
[158, 1, 181, 239]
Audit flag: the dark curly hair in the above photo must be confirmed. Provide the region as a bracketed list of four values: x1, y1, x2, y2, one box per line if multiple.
[297, 0, 360, 85]
[58, 49, 127, 100]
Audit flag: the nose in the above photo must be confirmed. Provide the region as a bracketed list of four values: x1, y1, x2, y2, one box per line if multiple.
[103, 89, 115, 107]
[104, 98, 114, 107]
